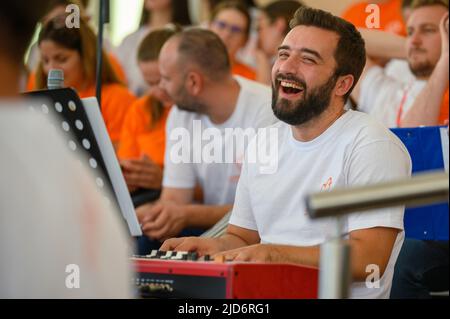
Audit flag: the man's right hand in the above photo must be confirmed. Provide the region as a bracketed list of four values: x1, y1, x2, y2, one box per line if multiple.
[160, 237, 224, 257]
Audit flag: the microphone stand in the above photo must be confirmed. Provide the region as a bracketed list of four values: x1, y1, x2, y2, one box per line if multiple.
[95, 0, 110, 107]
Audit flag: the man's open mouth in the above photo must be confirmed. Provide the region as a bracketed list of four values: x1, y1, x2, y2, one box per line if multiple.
[279, 80, 304, 95]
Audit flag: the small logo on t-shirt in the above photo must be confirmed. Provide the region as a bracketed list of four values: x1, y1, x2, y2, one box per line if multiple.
[321, 177, 333, 191]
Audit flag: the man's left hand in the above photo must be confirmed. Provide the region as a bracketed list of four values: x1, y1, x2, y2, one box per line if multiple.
[214, 244, 283, 263]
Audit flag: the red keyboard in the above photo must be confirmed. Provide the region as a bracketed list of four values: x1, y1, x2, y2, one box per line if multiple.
[132, 253, 318, 299]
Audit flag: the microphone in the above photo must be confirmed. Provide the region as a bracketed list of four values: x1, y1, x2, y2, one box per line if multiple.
[47, 69, 64, 90]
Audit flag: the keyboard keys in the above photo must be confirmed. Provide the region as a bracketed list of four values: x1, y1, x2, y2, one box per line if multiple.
[137, 250, 210, 261]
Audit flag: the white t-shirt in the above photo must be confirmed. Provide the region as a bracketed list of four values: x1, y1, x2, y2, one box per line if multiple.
[0, 106, 134, 298]
[230, 110, 412, 299]
[163, 76, 277, 205]
[384, 59, 415, 85]
[359, 66, 426, 127]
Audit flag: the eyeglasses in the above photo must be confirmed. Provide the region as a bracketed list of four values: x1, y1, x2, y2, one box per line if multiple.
[212, 20, 245, 35]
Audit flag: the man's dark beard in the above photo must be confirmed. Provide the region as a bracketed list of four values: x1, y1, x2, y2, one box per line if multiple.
[175, 87, 207, 114]
[409, 61, 434, 78]
[271, 73, 338, 126]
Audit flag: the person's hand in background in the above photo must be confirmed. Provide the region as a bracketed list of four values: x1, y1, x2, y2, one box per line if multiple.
[120, 154, 163, 192]
[136, 201, 187, 241]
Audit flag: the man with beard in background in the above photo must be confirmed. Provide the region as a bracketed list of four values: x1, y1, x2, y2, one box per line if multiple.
[352, 0, 449, 127]
[161, 6, 412, 299]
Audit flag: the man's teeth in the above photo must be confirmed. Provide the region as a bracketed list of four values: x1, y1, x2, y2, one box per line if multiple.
[280, 81, 303, 90]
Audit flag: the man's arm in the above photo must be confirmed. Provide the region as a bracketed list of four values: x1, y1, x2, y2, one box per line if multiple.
[137, 187, 233, 240]
[215, 226, 399, 281]
[358, 28, 406, 60]
[183, 204, 233, 229]
[160, 187, 232, 228]
[160, 186, 194, 204]
[160, 224, 260, 256]
[352, 28, 407, 105]
[401, 13, 449, 127]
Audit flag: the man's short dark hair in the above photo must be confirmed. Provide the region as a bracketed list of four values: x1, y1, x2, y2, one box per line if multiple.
[0, 1, 56, 64]
[174, 28, 231, 81]
[290, 7, 366, 100]
[411, 0, 448, 9]
[262, 0, 304, 36]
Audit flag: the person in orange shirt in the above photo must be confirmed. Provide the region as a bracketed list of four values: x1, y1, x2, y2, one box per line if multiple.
[32, 14, 136, 148]
[26, 0, 127, 84]
[209, 1, 256, 80]
[117, 28, 179, 193]
[342, 0, 407, 36]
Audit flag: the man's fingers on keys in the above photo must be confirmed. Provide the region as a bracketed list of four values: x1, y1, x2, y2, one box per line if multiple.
[160, 238, 184, 251]
[213, 248, 242, 262]
[174, 238, 209, 254]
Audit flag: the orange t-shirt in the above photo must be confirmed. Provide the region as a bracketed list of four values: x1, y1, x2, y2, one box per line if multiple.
[439, 88, 449, 125]
[117, 96, 171, 167]
[77, 84, 136, 144]
[232, 61, 257, 81]
[342, 0, 406, 36]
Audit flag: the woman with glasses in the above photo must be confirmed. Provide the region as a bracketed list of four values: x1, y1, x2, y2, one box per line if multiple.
[209, 1, 257, 81]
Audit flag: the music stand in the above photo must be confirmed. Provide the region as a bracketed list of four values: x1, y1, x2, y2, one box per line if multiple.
[23, 88, 142, 237]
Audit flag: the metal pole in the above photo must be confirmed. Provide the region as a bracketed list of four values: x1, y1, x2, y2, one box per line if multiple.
[95, 0, 110, 107]
[319, 217, 351, 299]
[305, 171, 449, 299]
[306, 171, 449, 219]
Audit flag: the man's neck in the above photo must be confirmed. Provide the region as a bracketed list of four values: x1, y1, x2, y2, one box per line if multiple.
[416, 75, 430, 81]
[204, 76, 241, 125]
[291, 103, 346, 142]
[148, 9, 172, 29]
[0, 57, 20, 97]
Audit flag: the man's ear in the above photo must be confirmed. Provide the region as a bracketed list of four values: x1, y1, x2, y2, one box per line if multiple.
[185, 71, 203, 96]
[335, 74, 354, 98]
[274, 17, 287, 35]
